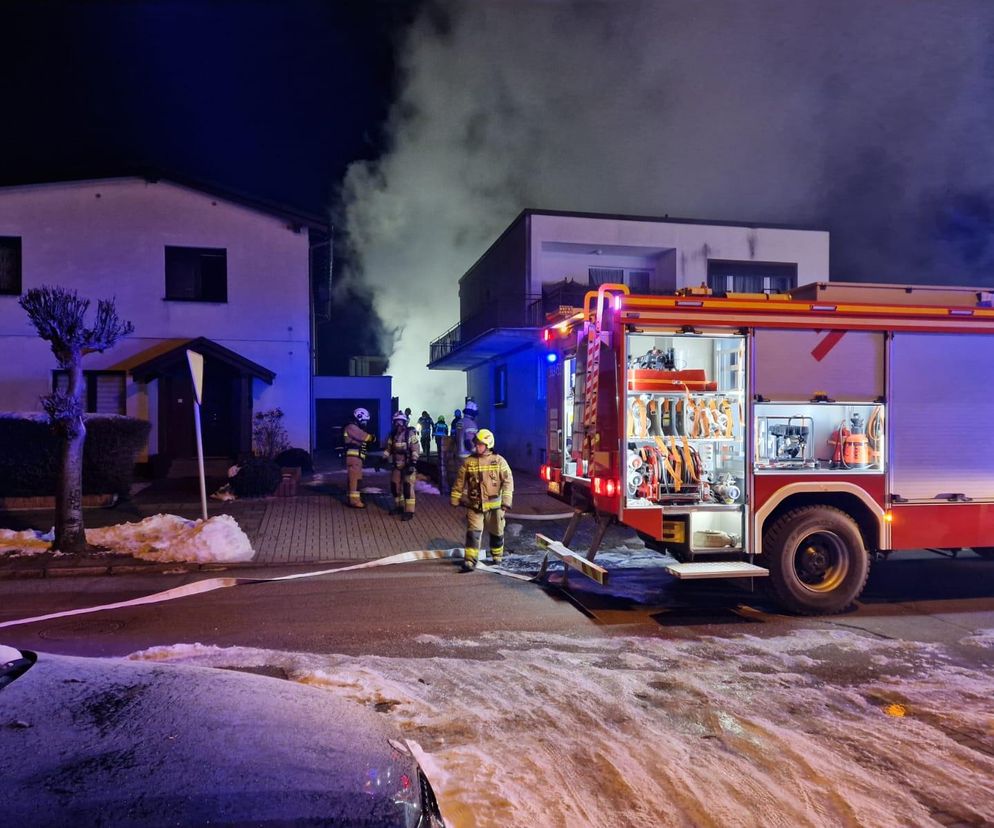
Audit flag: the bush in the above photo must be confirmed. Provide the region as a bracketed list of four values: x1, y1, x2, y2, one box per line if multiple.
[252, 408, 290, 459]
[0, 413, 150, 498]
[230, 457, 282, 498]
[274, 447, 313, 474]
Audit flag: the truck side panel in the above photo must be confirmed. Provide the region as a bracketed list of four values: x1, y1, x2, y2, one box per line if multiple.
[890, 333, 994, 501]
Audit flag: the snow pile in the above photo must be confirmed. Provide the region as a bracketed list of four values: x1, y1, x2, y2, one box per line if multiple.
[0, 514, 254, 563]
[133, 628, 994, 827]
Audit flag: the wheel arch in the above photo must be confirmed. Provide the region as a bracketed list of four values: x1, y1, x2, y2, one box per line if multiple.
[754, 483, 886, 558]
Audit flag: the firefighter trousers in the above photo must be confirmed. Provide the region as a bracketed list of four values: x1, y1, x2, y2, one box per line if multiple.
[390, 468, 416, 514]
[464, 508, 504, 565]
[346, 456, 364, 505]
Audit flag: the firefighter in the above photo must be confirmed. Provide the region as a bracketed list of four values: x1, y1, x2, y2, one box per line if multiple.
[461, 397, 480, 456]
[450, 428, 514, 571]
[385, 411, 420, 520]
[344, 407, 376, 509]
[434, 415, 451, 494]
[451, 408, 463, 449]
[417, 410, 434, 459]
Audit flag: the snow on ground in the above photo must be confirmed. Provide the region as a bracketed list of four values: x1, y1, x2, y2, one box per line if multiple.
[132, 628, 994, 828]
[0, 514, 254, 562]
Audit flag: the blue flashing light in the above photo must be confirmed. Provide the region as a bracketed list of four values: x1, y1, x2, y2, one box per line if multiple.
[546, 352, 558, 363]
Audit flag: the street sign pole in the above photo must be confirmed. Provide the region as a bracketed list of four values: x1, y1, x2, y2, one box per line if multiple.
[186, 350, 208, 521]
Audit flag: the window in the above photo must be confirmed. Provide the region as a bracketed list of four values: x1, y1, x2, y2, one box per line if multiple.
[628, 269, 651, 293]
[165, 246, 227, 302]
[0, 236, 22, 295]
[590, 266, 652, 292]
[707, 260, 797, 296]
[494, 363, 508, 407]
[53, 371, 126, 414]
[588, 267, 623, 287]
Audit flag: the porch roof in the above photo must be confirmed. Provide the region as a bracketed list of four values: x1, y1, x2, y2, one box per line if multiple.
[129, 337, 276, 384]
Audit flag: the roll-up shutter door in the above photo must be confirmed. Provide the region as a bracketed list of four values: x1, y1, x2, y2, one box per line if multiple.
[754, 329, 884, 401]
[891, 333, 994, 500]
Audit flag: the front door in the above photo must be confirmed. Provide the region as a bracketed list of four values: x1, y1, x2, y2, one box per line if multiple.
[160, 360, 240, 460]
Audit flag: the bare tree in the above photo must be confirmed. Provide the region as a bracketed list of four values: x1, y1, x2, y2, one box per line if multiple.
[19, 287, 134, 554]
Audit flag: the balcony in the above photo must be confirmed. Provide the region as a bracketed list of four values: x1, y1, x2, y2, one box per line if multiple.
[428, 282, 588, 370]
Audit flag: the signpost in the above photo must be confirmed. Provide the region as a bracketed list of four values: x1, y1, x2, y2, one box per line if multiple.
[186, 350, 208, 521]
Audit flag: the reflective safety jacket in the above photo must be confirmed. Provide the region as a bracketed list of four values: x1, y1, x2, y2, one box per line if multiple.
[451, 450, 514, 511]
[386, 425, 421, 469]
[434, 420, 449, 437]
[344, 422, 375, 460]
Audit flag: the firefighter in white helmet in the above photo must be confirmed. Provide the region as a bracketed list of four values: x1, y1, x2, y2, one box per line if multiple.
[343, 407, 375, 508]
[450, 427, 514, 570]
[385, 410, 421, 520]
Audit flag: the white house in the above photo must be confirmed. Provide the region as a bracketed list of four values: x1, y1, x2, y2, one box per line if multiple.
[0, 176, 323, 471]
[429, 209, 831, 469]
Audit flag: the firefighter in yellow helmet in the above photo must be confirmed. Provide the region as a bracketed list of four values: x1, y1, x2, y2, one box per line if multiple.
[450, 428, 514, 571]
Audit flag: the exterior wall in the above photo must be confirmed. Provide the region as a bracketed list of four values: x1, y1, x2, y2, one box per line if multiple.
[459, 215, 529, 338]
[467, 343, 547, 470]
[528, 212, 830, 294]
[0, 178, 312, 448]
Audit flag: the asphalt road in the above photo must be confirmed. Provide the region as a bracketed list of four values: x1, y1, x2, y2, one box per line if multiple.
[2, 549, 993, 660]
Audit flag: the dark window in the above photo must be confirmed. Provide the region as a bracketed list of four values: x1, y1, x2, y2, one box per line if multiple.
[0, 236, 22, 295]
[628, 269, 651, 293]
[588, 267, 623, 287]
[494, 364, 508, 407]
[165, 246, 227, 302]
[52, 371, 126, 414]
[707, 260, 797, 296]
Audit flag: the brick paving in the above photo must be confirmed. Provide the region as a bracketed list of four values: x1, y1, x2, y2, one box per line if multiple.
[0, 456, 568, 577]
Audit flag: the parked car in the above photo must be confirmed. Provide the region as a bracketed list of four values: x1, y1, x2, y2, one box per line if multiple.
[0, 646, 446, 827]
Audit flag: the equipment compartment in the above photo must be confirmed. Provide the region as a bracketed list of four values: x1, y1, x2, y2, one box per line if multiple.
[624, 333, 746, 516]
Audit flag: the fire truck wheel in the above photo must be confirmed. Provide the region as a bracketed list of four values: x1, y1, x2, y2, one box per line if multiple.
[763, 505, 869, 615]
[973, 547, 994, 560]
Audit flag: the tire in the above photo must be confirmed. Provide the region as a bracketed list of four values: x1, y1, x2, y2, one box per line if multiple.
[763, 505, 869, 615]
[973, 547, 994, 560]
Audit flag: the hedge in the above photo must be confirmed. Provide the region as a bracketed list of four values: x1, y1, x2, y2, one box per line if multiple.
[0, 413, 151, 498]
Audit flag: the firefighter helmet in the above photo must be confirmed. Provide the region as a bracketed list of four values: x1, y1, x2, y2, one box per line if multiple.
[392, 410, 408, 424]
[464, 398, 479, 417]
[437, 415, 446, 423]
[474, 428, 495, 449]
[353, 407, 370, 424]
[454, 409, 462, 418]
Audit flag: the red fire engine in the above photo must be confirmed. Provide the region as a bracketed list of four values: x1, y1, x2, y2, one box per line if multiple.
[539, 281, 994, 614]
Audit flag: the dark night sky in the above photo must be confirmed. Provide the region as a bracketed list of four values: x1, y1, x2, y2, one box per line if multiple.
[1, 0, 412, 218]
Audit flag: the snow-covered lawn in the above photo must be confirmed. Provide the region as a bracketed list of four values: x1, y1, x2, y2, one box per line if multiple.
[133, 628, 994, 827]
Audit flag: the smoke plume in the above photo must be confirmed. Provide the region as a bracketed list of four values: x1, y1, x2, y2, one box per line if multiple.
[340, 0, 994, 411]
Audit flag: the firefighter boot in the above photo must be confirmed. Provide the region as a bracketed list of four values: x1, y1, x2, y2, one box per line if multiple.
[401, 512, 414, 522]
[490, 544, 504, 565]
[462, 548, 479, 571]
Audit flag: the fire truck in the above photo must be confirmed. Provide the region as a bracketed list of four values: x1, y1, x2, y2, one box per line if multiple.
[538, 281, 994, 614]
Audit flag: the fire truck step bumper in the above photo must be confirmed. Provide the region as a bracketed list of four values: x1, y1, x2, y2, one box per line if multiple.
[665, 561, 769, 580]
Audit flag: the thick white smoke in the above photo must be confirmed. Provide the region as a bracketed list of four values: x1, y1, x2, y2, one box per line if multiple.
[340, 0, 994, 411]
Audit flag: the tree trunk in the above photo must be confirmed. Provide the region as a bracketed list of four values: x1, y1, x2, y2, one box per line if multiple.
[54, 357, 88, 554]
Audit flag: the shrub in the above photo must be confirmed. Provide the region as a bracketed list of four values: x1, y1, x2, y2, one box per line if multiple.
[274, 447, 313, 474]
[0, 413, 150, 498]
[252, 409, 290, 459]
[230, 457, 282, 498]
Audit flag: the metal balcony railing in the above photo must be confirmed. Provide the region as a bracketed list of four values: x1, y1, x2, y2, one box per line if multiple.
[429, 282, 590, 364]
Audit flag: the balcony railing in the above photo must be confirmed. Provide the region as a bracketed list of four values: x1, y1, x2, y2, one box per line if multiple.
[429, 282, 590, 364]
